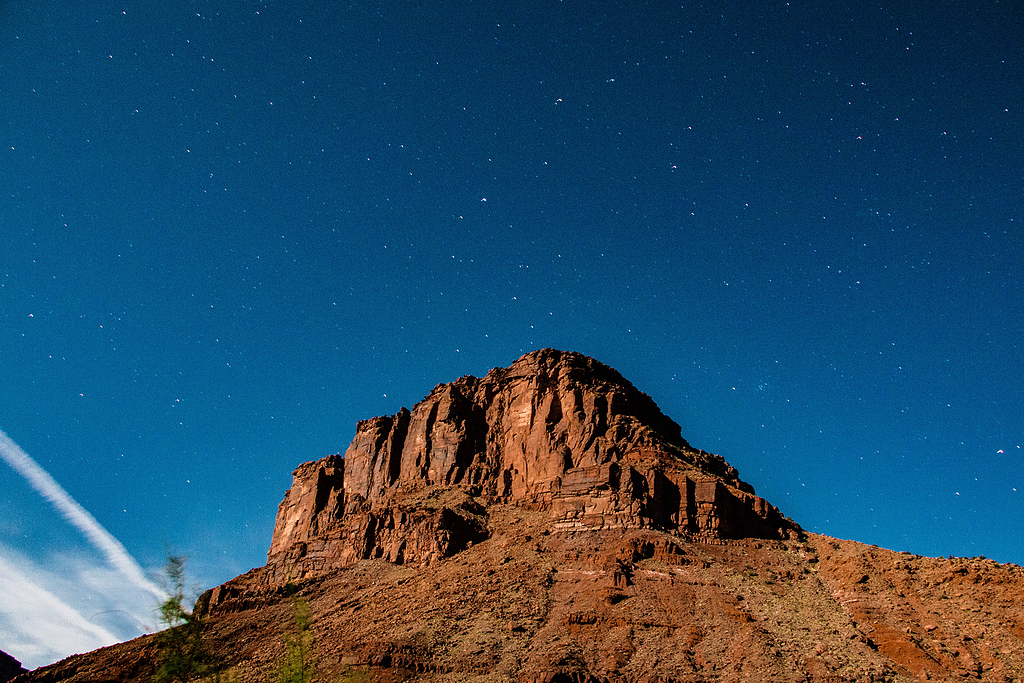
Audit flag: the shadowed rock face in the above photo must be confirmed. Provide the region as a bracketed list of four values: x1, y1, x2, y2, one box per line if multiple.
[265, 349, 796, 581]
[0, 651, 27, 683]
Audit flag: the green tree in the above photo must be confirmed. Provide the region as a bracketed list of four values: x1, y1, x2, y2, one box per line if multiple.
[153, 555, 211, 683]
[273, 597, 316, 683]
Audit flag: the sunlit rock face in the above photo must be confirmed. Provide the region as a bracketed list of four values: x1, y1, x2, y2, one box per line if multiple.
[265, 349, 796, 581]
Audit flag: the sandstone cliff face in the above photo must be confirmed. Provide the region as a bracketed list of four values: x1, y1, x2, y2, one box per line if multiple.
[265, 349, 794, 582]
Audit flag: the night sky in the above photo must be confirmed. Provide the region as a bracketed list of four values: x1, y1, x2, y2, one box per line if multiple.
[2, 0, 1022, 668]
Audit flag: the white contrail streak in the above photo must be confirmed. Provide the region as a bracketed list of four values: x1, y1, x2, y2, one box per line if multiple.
[0, 428, 165, 600]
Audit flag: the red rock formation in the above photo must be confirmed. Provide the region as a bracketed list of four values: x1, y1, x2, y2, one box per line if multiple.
[18, 350, 1024, 683]
[265, 349, 795, 581]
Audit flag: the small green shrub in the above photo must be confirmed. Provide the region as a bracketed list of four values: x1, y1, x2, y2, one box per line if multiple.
[273, 598, 316, 683]
[153, 555, 212, 683]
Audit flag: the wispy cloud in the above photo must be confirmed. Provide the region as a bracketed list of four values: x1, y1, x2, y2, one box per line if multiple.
[0, 545, 155, 669]
[0, 429, 163, 600]
[0, 428, 165, 668]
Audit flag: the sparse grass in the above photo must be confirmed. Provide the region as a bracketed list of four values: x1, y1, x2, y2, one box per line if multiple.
[334, 667, 371, 683]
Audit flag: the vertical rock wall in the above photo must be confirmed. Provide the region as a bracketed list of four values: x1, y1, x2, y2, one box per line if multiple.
[265, 349, 797, 580]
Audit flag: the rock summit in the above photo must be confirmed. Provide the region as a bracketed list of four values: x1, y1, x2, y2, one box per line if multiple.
[262, 349, 795, 583]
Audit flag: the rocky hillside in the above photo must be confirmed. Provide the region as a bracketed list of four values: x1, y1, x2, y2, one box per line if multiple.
[15, 350, 1024, 682]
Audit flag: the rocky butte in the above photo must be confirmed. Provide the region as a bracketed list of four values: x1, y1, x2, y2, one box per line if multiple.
[15, 349, 1024, 682]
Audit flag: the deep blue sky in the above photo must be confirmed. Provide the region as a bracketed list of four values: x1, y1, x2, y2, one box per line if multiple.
[2, 0, 1022, 667]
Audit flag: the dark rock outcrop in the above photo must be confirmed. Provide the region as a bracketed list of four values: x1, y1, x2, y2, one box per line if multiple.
[0, 652, 27, 683]
[264, 349, 795, 582]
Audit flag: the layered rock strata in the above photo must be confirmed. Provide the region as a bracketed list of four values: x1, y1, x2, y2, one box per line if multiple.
[265, 349, 795, 582]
